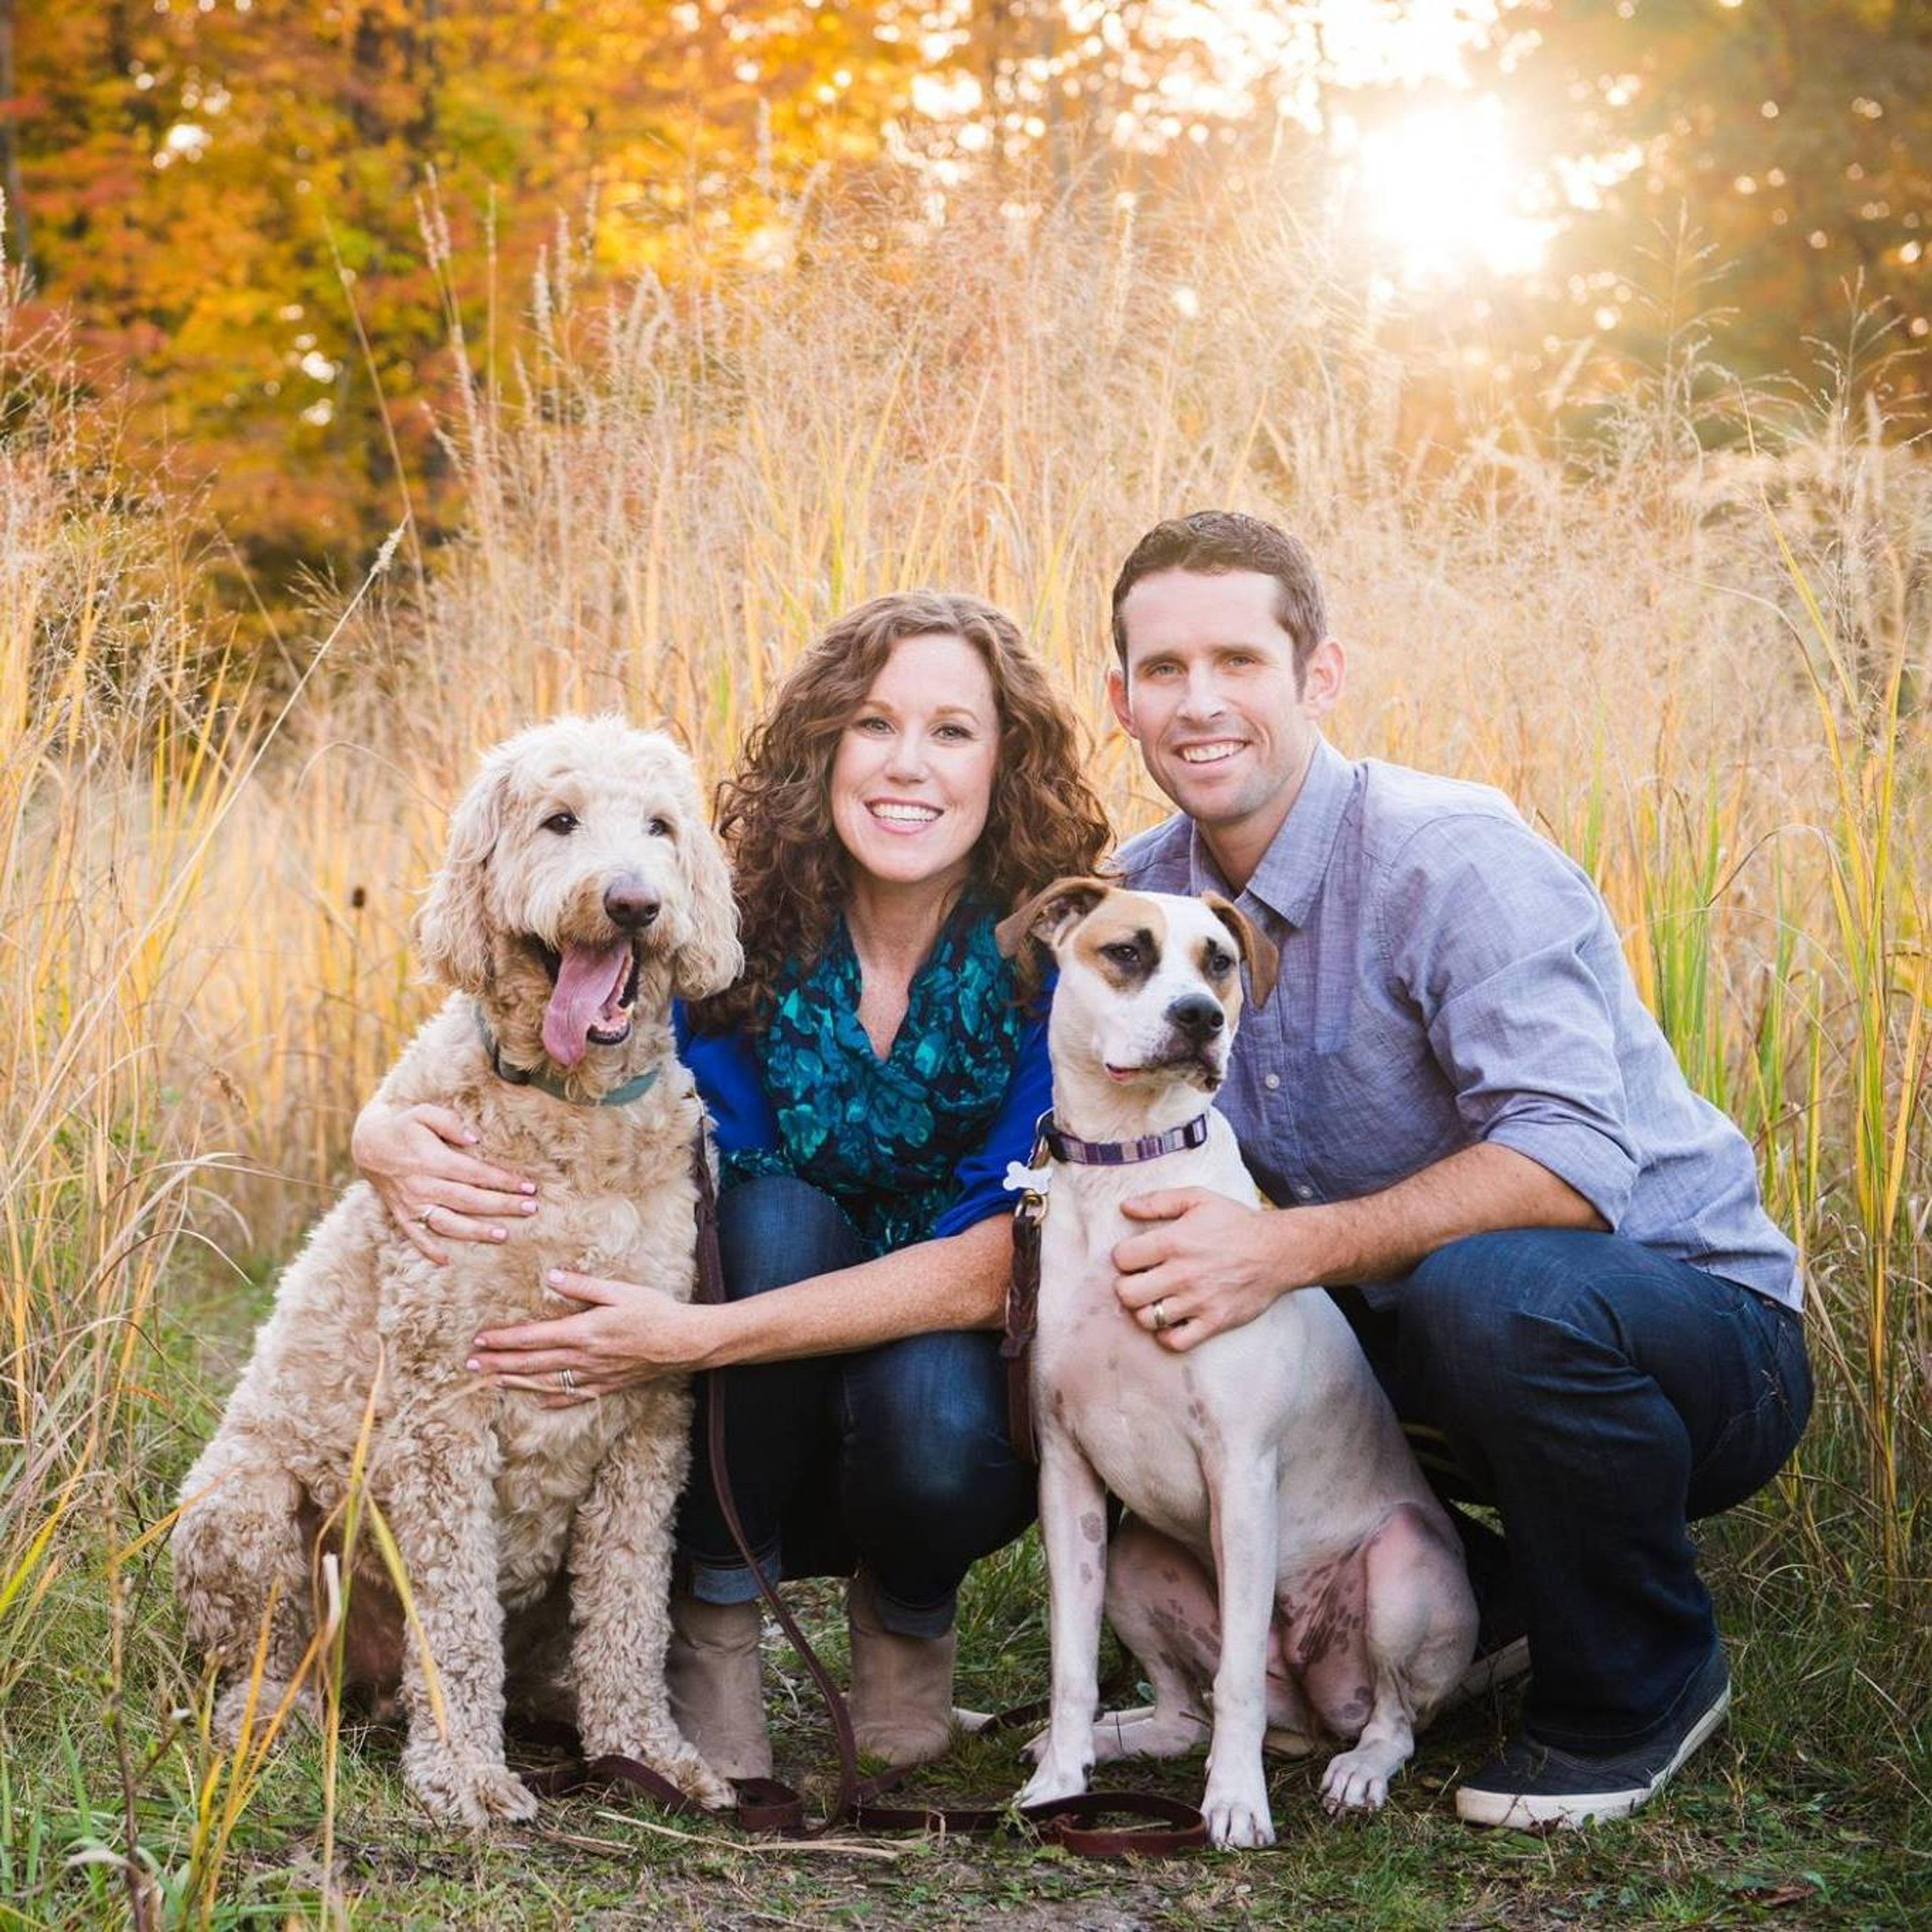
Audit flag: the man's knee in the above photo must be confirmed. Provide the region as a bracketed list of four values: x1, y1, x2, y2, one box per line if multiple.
[718, 1175, 862, 1299]
[1398, 1229, 1618, 1420]
[1404, 1229, 1612, 1335]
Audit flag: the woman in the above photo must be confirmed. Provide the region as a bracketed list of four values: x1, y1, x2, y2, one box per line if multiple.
[353, 591, 1110, 1777]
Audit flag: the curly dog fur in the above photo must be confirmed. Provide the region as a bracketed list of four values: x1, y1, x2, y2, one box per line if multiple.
[172, 717, 743, 1826]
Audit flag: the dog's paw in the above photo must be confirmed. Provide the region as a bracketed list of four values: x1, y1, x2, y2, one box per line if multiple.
[212, 1678, 314, 1748]
[405, 1751, 540, 1829]
[1016, 1751, 1091, 1811]
[1319, 1746, 1394, 1815]
[660, 1741, 735, 1811]
[584, 1728, 736, 1810]
[1200, 1777, 1276, 1850]
[1091, 1705, 1209, 1763]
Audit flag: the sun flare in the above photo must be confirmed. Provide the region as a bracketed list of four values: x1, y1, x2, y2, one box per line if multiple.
[1347, 96, 1554, 283]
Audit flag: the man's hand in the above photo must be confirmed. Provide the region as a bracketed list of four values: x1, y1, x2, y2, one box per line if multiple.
[1110, 1147, 1603, 1353]
[1112, 1189, 1305, 1351]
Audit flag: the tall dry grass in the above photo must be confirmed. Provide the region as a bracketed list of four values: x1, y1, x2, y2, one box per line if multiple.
[1, 185, 1926, 1915]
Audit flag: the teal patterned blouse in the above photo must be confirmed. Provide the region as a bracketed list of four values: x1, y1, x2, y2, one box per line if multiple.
[721, 901, 1033, 1257]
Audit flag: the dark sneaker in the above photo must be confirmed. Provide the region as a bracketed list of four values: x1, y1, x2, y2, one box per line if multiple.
[1455, 1647, 1730, 1829]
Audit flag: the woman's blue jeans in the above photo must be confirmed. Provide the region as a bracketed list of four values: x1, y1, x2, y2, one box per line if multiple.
[673, 1176, 1036, 1638]
[1337, 1229, 1813, 1754]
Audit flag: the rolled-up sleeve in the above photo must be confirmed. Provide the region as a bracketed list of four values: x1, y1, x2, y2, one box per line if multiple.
[1382, 817, 1639, 1228]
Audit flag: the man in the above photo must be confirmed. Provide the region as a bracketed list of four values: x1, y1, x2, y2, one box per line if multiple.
[1106, 510, 1811, 1829]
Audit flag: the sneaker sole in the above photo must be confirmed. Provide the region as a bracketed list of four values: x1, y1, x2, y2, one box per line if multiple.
[1455, 1683, 1731, 1830]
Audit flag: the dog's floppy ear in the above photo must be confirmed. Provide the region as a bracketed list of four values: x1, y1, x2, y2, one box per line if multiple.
[673, 812, 743, 1000]
[994, 875, 1113, 959]
[417, 752, 511, 994]
[1203, 892, 1278, 1011]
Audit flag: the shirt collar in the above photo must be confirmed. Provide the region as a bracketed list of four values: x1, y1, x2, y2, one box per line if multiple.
[1186, 735, 1354, 931]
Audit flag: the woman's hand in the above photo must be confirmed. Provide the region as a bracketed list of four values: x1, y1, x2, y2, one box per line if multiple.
[351, 1099, 538, 1264]
[468, 1270, 725, 1407]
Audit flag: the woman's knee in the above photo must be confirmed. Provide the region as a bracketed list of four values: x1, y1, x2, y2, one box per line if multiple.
[718, 1175, 864, 1299]
[843, 1335, 1034, 1541]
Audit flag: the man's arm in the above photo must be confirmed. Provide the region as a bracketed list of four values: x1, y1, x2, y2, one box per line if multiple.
[1111, 1143, 1602, 1350]
[1115, 809, 1638, 1349]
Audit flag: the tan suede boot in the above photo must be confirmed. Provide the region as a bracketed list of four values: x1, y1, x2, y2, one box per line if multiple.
[845, 1570, 971, 1767]
[666, 1593, 771, 1781]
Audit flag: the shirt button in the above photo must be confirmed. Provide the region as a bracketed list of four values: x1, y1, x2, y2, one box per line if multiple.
[1296, 1184, 1316, 1200]
[1264, 1073, 1281, 1091]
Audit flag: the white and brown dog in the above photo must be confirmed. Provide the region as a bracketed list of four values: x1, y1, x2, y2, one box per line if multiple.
[995, 879, 1478, 1849]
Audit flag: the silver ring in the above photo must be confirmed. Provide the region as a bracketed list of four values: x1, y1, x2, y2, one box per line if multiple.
[417, 1205, 437, 1230]
[1151, 1299, 1170, 1333]
[557, 1367, 578, 1394]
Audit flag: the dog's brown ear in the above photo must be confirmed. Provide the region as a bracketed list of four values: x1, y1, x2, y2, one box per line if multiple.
[994, 875, 1113, 959]
[1203, 892, 1278, 1011]
[417, 752, 511, 994]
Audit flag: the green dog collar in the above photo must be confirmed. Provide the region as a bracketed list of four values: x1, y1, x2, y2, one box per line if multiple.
[473, 1008, 662, 1107]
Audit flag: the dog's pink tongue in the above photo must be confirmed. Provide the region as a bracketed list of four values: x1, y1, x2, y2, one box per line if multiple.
[542, 940, 632, 1067]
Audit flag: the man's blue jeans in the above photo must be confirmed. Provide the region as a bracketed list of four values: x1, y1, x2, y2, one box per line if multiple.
[674, 1176, 1036, 1638]
[1338, 1229, 1813, 1753]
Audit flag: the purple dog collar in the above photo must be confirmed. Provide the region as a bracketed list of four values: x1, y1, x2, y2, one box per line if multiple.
[1038, 1109, 1212, 1167]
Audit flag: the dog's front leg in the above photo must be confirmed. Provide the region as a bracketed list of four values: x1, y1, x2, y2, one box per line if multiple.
[568, 1390, 732, 1809]
[1201, 1447, 1281, 1849]
[1016, 1429, 1109, 1809]
[383, 1405, 537, 1828]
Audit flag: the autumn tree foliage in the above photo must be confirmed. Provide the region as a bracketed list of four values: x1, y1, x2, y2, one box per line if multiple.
[8, 1, 922, 603]
[5, 1, 1925, 617]
[1487, 0, 1931, 405]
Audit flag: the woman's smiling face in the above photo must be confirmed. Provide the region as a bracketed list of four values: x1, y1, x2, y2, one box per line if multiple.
[828, 630, 1000, 896]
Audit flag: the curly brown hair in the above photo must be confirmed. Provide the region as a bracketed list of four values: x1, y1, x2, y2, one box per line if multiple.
[692, 590, 1112, 1033]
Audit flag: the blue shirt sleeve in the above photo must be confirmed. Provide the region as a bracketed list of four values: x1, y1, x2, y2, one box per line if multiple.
[1377, 817, 1639, 1229]
[674, 1001, 779, 1163]
[930, 1005, 1052, 1239]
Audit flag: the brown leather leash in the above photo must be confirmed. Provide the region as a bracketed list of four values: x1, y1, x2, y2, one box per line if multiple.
[517, 1128, 1205, 1859]
[1001, 1129, 1049, 1465]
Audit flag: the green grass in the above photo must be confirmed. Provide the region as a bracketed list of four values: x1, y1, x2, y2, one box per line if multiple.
[1, 1435, 1926, 1928]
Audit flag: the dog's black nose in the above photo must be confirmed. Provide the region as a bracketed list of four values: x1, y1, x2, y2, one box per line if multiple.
[1167, 993, 1225, 1040]
[604, 878, 661, 930]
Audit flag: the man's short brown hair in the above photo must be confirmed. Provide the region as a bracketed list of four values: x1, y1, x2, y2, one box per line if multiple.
[1110, 511, 1328, 682]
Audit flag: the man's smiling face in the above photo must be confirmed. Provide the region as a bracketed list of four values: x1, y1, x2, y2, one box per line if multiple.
[1109, 567, 1342, 876]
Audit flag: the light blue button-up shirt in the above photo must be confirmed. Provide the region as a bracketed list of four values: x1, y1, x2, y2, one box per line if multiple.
[1116, 737, 1801, 1310]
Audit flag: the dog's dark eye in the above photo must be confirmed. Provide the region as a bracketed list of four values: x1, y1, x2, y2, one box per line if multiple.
[1205, 946, 1234, 977]
[646, 817, 672, 838]
[542, 812, 578, 835]
[1101, 941, 1140, 967]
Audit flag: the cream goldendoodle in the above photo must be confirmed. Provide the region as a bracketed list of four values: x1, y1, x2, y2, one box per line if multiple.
[173, 717, 742, 1826]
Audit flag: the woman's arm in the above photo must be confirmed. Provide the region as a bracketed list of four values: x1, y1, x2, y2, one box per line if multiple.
[467, 1213, 1012, 1403]
[352, 1098, 539, 1263]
